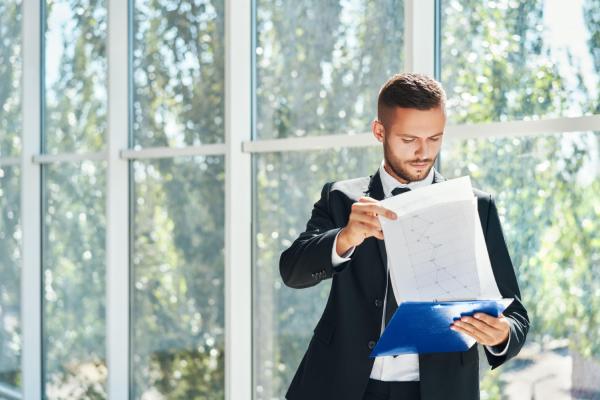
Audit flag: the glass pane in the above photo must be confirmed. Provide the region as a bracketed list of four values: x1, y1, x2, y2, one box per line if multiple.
[253, 147, 382, 399]
[441, 0, 600, 124]
[255, 0, 404, 139]
[442, 131, 600, 399]
[132, 1, 225, 148]
[0, 0, 22, 157]
[42, 161, 107, 398]
[0, 166, 21, 390]
[131, 156, 225, 398]
[44, 0, 107, 154]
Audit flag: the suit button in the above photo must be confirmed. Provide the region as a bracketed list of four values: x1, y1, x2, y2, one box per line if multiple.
[374, 299, 383, 307]
[368, 340, 376, 350]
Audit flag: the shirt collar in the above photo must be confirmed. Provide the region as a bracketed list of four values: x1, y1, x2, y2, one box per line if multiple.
[378, 159, 435, 198]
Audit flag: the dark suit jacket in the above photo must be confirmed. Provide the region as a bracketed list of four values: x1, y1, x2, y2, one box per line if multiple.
[279, 168, 529, 400]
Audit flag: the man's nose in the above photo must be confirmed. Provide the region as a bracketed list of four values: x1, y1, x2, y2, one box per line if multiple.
[415, 140, 429, 158]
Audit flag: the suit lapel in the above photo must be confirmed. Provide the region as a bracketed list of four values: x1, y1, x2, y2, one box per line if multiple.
[365, 170, 388, 275]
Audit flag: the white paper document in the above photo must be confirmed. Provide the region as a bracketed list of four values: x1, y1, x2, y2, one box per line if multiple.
[378, 176, 502, 302]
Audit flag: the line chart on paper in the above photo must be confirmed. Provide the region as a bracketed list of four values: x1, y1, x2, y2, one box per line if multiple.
[396, 202, 481, 301]
[379, 176, 502, 302]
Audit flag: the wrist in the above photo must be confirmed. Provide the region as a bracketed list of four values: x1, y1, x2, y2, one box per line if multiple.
[336, 228, 355, 256]
[492, 329, 510, 347]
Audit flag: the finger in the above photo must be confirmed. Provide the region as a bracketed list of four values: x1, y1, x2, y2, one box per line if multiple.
[451, 323, 489, 344]
[350, 213, 381, 230]
[460, 316, 503, 338]
[353, 201, 395, 219]
[473, 313, 504, 328]
[461, 316, 504, 336]
[357, 223, 384, 240]
[452, 320, 495, 343]
[358, 196, 378, 203]
[371, 228, 384, 240]
[462, 317, 507, 341]
[451, 324, 488, 344]
[355, 203, 397, 220]
[351, 212, 382, 227]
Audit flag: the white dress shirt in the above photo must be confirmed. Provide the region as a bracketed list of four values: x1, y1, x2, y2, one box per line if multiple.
[331, 160, 510, 381]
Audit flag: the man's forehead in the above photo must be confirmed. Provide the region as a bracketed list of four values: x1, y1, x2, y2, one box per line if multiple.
[380, 105, 445, 125]
[384, 116, 445, 137]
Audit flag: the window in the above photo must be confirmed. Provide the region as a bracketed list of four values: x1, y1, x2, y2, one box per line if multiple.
[42, 161, 107, 397]
[255, 0, 404, 139]
[0, 0, 22, 393]
[441, 0, 600, 124]
[131, 157, 225, 398]
[130, 1, 226, 397]
[132, 0, 225, 148]
[0, 0, 22, 158]
[0, 166, 21, 390]
[42, 0, 107, 397]
[43, 0, 107, 154]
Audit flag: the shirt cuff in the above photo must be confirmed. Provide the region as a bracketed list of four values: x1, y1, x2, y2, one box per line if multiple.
[485, 330, 511, 356]
[331, 230, 355, 267]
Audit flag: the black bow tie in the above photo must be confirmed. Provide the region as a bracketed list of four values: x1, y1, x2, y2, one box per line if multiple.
[391, 186, 411, 196]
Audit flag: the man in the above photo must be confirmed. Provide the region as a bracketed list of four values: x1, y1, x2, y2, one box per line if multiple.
[279, 73, 529, 400]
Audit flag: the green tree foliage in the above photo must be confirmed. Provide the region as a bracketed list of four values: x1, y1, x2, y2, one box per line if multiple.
[40, 0, 109, 398]
[0, 166, 21, 388]
[130, 0, 226, 398]
[44, 0, 107, 154]
[45, 0, 227, 397]
[584, 0, 600, 113]
[132, 0, 224, 147]
[0, 0, 22, 390]
[43, 161, 107, 399]
[256, 0, 403, 139]
[131, 157, 225, 399]
[0, 0, 21, 156]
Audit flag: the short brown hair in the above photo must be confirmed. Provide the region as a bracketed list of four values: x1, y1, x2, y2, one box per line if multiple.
[377, 73, 446, 124]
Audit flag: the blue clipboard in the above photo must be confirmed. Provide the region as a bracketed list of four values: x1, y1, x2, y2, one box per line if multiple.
[370, 298, 513, 357]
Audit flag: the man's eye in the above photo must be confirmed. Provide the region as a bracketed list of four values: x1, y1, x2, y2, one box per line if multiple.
[429, 137, 440, 141]
[402, 139, 414, 143]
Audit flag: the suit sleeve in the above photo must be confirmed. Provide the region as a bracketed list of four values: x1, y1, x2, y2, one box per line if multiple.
[279, 182, 349, 289]
[483, 196, 530, 369]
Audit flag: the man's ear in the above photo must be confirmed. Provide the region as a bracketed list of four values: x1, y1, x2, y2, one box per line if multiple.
[372, 120, 385, 143]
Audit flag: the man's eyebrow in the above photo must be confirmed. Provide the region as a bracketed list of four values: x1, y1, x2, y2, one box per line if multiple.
[397, 132, 444, 138]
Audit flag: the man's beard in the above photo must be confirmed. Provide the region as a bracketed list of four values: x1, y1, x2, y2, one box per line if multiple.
[384, 146, 436, 184]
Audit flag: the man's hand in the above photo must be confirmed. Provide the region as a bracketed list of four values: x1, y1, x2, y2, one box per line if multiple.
[451, 313, 510, 347]
[336, 196, 397, 256]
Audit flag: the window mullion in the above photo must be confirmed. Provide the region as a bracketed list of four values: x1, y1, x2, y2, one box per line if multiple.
[106, 0, 131, 398]
[225, 0, 253, 399]
[21, 0, 42, 398]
